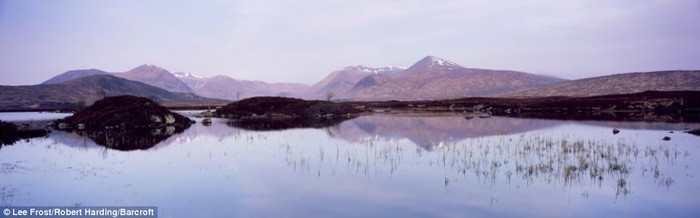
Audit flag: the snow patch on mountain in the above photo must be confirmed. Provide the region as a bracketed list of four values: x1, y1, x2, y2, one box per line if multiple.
[174, 72, 204, 79]
[425, 56, 460, 68]
[344, 65, 405, 74]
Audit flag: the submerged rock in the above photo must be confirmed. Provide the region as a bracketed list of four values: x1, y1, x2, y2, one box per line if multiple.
[687, 129, 700, 136]
[202, 118, 212, 126]
[58, 123, 70, 129]
[478, 114, 492, 119]
[612, 128, 620, 135]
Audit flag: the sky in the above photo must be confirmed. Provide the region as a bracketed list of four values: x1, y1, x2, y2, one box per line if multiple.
[1, 0, 700, 85]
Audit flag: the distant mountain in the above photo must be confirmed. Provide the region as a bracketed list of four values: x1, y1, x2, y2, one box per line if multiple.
[176, 74, 309, 101]
[402, 55, 463, 78]
[502, 70, 700, 97]
[173, 72, 207, 90]
[32, 57, 699, 102]
[0, 75, 219, 110]
[306, 66, 404, 99]
[42, 69, 110, 84]
[342, 56, 566, 100]
[115, 64, 194, 93]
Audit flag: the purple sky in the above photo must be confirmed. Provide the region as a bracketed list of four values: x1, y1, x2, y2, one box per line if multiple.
[1, 0, 700, 85]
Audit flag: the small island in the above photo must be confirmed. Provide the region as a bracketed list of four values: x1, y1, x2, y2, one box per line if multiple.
[215, 96, 363, 118]
[0, 120, 49, 146]
[59, 95, 192, 130]
[215, 96, 363, 130]
[56, 95, 193, 150]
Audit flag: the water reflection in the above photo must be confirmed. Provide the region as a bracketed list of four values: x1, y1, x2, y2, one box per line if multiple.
[61, 126, 187, 151]
[329, 115, 564, 150]
[227, 117, 354, 131]
[216, 114, 697, 199]
[510, 111, 700, 123]
[327, 114, 700, 150]
[2, 113, 699, 217]
[277, 117, 697, 200]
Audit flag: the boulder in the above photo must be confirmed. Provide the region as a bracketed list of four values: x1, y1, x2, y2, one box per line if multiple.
[150, 115, 163, 124]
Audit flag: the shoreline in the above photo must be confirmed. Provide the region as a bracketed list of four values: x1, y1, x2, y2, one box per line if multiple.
[1, 91, 698, 123]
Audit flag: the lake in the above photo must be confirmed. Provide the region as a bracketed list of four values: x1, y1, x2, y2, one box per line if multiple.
[1, 112, 699, 218]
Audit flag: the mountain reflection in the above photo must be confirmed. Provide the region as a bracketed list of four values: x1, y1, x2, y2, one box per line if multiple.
[328, 115, 563, 150]
[13, 114, 696, 206]
[275, 117, 694, 198]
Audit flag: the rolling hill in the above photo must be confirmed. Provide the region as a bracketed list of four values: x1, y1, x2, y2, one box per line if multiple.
[42, 69, 110, 84]
[0, 75, 220, 111]
[502, 70, 700, 97]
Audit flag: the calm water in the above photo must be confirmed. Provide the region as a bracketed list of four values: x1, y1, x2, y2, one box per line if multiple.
[0, 112, 73, 122]
[1, 113, 699, 218]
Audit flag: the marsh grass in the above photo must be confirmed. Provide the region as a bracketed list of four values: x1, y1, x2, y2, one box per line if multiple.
[279, 131, 687, 197]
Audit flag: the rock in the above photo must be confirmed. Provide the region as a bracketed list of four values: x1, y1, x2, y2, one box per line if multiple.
[165, 126, 175, 135]
[77, 123, 85, 130]
[151, 128, 162, 136]
[58, 123, 70, 129]
[164, 114, 176, 125]
[687, 129, 700, 136]
[612, 128, 620, 135]
[478, 114, 491, 118]
[150, 115, 163, 124]
[663, 136, 671, 141]
[202, 118, 212, 126]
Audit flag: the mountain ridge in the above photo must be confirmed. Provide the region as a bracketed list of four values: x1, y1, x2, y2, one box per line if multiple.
[306, 65, 405, 99]
[42, 69, 110, 84]
[173, 73, 310, 100]
[1, 75, 221, 111]
[501, 70, 700, 97]
[114, 64, 195, 93]
[26, 56, 700, 102]
[341, 56, 567, 101]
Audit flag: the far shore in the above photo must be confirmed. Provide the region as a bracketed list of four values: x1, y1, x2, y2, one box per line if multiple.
[1, 91, 698, 124]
